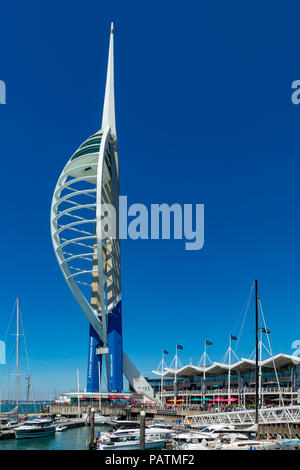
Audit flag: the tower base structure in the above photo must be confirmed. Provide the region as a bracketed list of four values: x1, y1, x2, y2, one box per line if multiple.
[87, 301, 123, 393]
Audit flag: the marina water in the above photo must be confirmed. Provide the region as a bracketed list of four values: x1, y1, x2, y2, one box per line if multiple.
[0, 423, 109, 450]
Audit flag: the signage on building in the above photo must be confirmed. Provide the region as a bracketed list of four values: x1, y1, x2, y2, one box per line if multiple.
[157, 409, 177, 415]
[292, 367, 298, 392]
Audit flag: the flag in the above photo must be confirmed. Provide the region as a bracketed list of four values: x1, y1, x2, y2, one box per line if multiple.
[230, 335, 238, 340]
[176, 344, 183, 350]
[262, 328, 270, 334]
[205, 340, 212, 346]
[163, 350, 169, 355]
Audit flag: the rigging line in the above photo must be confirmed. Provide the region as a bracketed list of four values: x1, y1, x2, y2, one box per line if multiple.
[3, 299, 17, 342]
[234, 283, 254, 354]
[231, 283, 254, 334]
[221, 349, 228, 364]
[258, 297, 292, 438]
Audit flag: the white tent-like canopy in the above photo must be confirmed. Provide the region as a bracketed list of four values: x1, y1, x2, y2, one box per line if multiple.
[152, 353, 300, 378]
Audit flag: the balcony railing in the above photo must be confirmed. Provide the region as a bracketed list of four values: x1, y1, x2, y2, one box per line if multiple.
[160, 386, 295, 396]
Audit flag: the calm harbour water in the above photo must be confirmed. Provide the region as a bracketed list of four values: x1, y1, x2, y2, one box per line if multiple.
[0, 424, 109, 450]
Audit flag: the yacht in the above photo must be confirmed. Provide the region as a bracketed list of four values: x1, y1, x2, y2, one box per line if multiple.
[173, 424, 237, 445]
[0, 418, 19, 429]
[100, 423, 176, 443]
[97, 433, 165, 450]
[148, 418, 173, 430]
[82, 412, 115, 425]
[55, 425, 68, 432]
[111, 419, 140, 428]
[15, 418, 56, 439]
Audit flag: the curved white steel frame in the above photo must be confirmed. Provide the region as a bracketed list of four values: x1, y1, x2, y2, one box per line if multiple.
[51, 130, 106, 340]
[50, 23, 155, 400]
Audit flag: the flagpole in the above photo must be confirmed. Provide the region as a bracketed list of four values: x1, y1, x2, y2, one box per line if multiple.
[259, 328, 262, 407]
[203, 340, 206, 402]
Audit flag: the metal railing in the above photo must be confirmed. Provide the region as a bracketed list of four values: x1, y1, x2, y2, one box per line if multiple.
[161, 387, 295, 396]
[184, 405, 300, 427]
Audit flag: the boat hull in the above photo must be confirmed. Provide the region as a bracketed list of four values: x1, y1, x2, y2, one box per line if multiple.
[99, 440, 165, 450]
[15, 426, 56, 439]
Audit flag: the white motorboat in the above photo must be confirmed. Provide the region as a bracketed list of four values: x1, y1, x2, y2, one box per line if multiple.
[82, 413, 118, 425]
[97, 434, 165, 450]
[92, 414, 115, 425]
[15, 418, 56, 439]
[0, 418, 19, 430]
[55, 425, 68, 432]
[149, 418, 173, 430]
[110, 419, 140, 428]
[100, 424, 176, 443]
[212, 438, 277, 450]
[175, 442, 208, 450]
[173, 424, 237, 444]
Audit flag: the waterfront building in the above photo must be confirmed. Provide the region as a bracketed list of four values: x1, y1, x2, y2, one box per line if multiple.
[152, 353, 300, 407]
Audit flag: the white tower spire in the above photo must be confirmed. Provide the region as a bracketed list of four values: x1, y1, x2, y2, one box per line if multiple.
[101, 22, 116, 136]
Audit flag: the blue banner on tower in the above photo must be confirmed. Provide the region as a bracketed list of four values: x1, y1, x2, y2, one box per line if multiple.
[107, 300, 123, 392]
[86, 325, 102, 392]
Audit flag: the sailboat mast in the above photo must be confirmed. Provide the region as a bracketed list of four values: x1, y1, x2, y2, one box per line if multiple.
[16, 296, 20, 420]
[161, 350, 164, 406]
[77, 368, 80, 418]
[255, 280, 259, 425]
[26, 376, 30, 417]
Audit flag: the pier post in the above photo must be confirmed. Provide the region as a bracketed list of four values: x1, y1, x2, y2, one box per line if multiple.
[140, 411, 146, 450]
[90, 408, 95, 443]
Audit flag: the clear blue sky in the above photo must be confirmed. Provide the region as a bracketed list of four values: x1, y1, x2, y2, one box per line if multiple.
[0, 1, 300, 400]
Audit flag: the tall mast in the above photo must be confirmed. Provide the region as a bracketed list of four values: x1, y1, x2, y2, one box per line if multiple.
[174, 345, 177, 405]
[228, 335, 231, 400]
[16, 296, 20, 421]
[161, 351, 164, 406]
[77, 368, 80, 418]
[101, 22, 116, 136]
[255, 280, 259, 425]
[25, 376, 30, 417]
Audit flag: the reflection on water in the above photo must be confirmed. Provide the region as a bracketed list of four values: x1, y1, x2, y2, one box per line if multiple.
[0, 424, 109, 450]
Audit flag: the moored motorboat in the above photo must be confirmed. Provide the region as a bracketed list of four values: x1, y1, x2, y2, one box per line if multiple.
[173, 424, 237, 445]
[97, 434, 165, 450]
[15, 418, 56, 439]
[55, 425, 68, 432]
